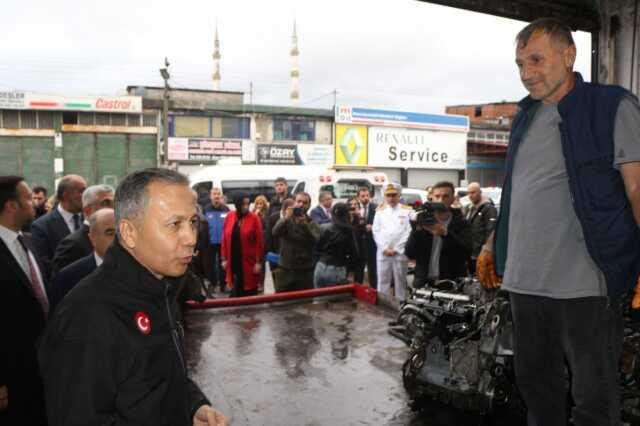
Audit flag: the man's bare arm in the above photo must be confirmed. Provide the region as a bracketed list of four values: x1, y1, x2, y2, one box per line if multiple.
[620, 162, 640, 226]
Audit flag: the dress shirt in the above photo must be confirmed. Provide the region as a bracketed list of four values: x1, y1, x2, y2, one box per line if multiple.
[58, 205, 78, 233]
[0, 224, 47, 295]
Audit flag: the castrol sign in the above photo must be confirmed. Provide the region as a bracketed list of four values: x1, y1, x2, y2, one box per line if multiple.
[0, 91, 142, 113]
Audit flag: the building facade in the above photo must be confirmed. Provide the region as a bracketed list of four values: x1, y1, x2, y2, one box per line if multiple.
[445, 101, 517, 187]
[127, 86, 334, 175]
[0, 90, 158, 194]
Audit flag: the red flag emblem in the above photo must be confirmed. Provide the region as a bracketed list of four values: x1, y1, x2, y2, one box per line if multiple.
[134, 311, 151, 335]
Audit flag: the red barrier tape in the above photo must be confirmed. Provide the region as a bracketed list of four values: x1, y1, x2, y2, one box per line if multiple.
[187, 283, 377, 310]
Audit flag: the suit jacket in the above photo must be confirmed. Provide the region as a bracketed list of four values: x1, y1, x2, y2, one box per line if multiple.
[360, 202, 378, 255]
[0, 235, 47, 425]
[50, 223, 92, 280]
[50, 253, 97, 312]
[31, 208, 72, 280]
[309, 205, 331, 225]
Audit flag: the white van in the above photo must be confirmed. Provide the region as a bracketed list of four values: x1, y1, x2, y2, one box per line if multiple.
[292, 168, 389, 208]
[189, 164, 329, 206]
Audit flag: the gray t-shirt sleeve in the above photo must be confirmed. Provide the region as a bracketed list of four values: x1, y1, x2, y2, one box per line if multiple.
[614, 96, 640, 168]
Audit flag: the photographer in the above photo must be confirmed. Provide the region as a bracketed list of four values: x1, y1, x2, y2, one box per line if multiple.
[272, 192, 320, 292]
[405, 181, 471, 287]
[313, 203, 359, 288]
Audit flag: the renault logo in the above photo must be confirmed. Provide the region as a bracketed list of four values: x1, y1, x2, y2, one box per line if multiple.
[339, 128, 364, 164]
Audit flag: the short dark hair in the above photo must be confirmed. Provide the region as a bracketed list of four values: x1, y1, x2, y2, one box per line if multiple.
[357, 186, 370, 196]
[432, 181, 455, 195]
[295, 191, 311, 204]
[115, 168, 190, 236]
[274, 177, 287, 185]
[32, 186, 47, 196]
[0, 176, 25, 213]
[318, 191, 332, 202]
[516, 17, 574, 48]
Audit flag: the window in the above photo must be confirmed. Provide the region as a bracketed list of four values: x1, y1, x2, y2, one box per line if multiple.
[220, 117, 250, 139]
[79, 112, 95, 125]
[323, 180, 373, 200]
[174, 116, 209, 137]
[20, 111, 37, 129]
[111, 114, 126, 126]
[474, 106, 482, 117]
[143, 113, 157, 127]
[273, 118, 315, 141]
[37, 111, 54, 129]
[95, 113, 110, 125]
[221, 179, 296, 203]
[2, 111, 19, 128]
[62, 112, 78, 125]
[293, 181, 305, 194]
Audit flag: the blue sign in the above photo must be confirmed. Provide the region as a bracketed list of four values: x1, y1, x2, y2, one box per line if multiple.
[335, 105, 469, 132]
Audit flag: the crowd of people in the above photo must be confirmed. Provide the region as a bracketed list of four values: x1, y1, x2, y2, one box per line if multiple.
[194, 176, 498, 301]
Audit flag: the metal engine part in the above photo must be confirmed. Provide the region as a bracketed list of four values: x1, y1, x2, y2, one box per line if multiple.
[394, 278, 519, 414]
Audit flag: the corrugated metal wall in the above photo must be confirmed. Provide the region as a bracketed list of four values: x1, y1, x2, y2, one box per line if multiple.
[62, 133, 157, 187]
[0, 136, 55, 194]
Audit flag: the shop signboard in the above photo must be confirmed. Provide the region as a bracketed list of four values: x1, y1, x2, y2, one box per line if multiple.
[167, 137, 242, 162]
[368, 126, 466, 169]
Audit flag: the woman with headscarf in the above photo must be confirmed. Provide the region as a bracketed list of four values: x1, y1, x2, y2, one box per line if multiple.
[313, 202, 360, 288]
[221, 192, 264, 297]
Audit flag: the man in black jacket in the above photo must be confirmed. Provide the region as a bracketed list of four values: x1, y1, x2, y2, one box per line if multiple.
[355, 187, 377, 287]
[268, 176, 289, 216]
[50, 183, 114, 280]
[39, 168, 226, 426]
[462, 182, 497, 275]
[0, 176, 48, 426]
[405, 181, 471, 286]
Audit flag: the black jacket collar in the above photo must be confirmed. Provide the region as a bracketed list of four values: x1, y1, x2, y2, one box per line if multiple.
[102, 239, 182, 299]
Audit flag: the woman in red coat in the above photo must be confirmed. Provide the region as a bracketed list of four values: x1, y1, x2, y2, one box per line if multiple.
[221, 192, 264, 297]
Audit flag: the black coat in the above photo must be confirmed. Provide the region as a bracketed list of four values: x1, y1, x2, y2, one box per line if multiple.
[50, 223, 92, 280]
[50, 253, 97, 312]
[264, 211, 282, 254]
[463, 200, 498, 258]
[405, 210, 472, 285]
[0, 235, 47, 425]
[316, 221, 360, 268]
[39, 241, 209, 426]
[31, 209, 73, 280]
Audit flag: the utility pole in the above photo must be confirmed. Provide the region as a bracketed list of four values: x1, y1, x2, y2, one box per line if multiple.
[160, 58, 171, 166]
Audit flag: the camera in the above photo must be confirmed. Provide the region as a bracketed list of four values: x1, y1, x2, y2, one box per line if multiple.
[292, 207, 304, 217]
[415, 201, 447, 226]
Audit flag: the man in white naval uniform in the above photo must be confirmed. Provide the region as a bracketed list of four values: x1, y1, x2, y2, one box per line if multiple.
[372, 183, 412, 300]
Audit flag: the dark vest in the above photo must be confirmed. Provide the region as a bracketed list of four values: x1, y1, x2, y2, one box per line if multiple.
[495, 73, 640, 299]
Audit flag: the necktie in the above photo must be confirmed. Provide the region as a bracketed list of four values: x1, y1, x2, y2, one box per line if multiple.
[72, 213, 81, 231]
[16, 235, 49, 317]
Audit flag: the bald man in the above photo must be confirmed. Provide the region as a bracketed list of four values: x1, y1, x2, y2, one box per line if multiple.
[462, 183, 497, 273]
[31, 174, 87, 278]
[49, 208, 115, 311]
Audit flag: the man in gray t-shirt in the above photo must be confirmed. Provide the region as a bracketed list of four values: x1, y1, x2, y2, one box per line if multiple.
[476, 18, 640, 426]
[502, 97, 640, 299]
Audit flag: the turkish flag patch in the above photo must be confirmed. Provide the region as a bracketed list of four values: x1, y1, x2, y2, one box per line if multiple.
[134, 311, 152, 335]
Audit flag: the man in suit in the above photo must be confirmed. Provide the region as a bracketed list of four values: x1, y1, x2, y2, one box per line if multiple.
[0, 175, 49, 425]
[50, 184, 114, 279]
[50, 208, 115, 311]
[356, 186, 378, 288]
[31, 174, 87, 279]
[309, 191, 333, 225]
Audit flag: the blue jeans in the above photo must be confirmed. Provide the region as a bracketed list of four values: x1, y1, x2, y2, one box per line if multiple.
[313, 261, 347, 288]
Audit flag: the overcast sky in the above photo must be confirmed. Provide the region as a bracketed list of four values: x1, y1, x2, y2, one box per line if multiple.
[1, 0, 592, 114]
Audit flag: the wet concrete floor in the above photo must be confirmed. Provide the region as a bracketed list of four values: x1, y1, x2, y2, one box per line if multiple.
[185, 297, 523, 426]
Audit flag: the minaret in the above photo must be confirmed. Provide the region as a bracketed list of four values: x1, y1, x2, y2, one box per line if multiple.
[290, 21, 300, 105]
[212, 25, 221, 90]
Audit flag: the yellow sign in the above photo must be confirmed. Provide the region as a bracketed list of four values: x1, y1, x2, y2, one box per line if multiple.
[335, 125, 368, 166]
